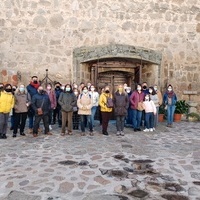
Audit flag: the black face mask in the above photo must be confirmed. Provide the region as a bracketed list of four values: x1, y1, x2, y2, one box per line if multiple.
[143, 86, 147, 90]
[13, 88, 16, 92]
[33, 80, 38, 84]
[38, 90, 44, 94]
[105, 90, 110, 93]
[56, 86, 60, 89]
[5, 89, 12, 93]
[0, 86, 3, 90]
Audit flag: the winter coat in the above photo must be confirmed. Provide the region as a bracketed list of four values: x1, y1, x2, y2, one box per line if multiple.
[143, 100, 157, 114]
[58, 92, 77, 112]
[46, 90, 57, 109]
[99, 92, 113, 112]
[14, 91, 31, 113]
[0, 91, 14, 113]
[163, 92, 177, 106]
[89, 91, 99, 107]
[31, 93, 51, 116]
[113, 91, 129, 116]
[27, 83, 39, 97]
[77, 93, 92, 115]
[130, 90, 145, 110]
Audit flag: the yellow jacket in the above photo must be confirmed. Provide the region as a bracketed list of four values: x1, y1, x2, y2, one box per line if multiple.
[0, 91, 15, 113]
[99, 92, 113, 112]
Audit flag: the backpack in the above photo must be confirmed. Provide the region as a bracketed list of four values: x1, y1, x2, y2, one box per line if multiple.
[105, 94, 113, 108]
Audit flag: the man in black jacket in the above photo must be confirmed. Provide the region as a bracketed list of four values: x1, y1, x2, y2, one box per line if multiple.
[32, 86, 52, 137]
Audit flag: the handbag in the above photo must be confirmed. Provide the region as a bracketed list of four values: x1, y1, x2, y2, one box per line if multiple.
[137, 101, 144, 111]
[37, 98, 45, 115]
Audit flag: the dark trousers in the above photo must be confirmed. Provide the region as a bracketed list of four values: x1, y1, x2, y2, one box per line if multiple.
[48, 109, 53, 125]
[145, 112, 154, 129]
[28, 107, 35, 129]
[61, 111, 73, 133]
[0, 113, 9, 136]
[13, 112, 28, 134]
[53, 106, 61, 125]
[33, 114, 49, 134]
[72, 111, 80, 129]
[116, 116, 125, 131]
[101, 112, 112, 132]
[80, 115, 92, 132]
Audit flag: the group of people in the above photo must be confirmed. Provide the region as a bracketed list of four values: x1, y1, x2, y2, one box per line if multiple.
[0, 76, 177, 139]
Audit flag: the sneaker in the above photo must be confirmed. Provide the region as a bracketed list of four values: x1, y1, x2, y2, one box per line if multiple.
[13, 134, 17, 138]
[134, 128, 138, 132]
[49, 125, 52, 130]
[120, 131, 125, 136]
[149, 128, 153, 132]
[60, 132, 65, 136]
[33, 133, 38, 137]
[143, 128, 149, 132]
[116, 131, 120, 136]
[20, 132, 26, 136]
[46, 132, 52, 135]
[137, 128, 142, 131]
[81, 132, 86, 136]
[89, 132, 94, 136]
[153, 127, 155, 131]
[68, 131, 72, 135]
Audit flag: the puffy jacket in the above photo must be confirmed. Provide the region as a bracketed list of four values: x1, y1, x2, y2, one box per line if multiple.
[99, 92, 113, 112]
[27, 83, 38, 97]
[31, 93, 51, 115]
[113, 91, 129, 116]
[130, 90, 145, 110]
[58, 92, 77, 112]
[0, 91, 15, 113]
[77, 93, 92, 115]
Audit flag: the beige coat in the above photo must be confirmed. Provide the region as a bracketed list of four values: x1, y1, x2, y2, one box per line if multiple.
[77, 93, 92, 115]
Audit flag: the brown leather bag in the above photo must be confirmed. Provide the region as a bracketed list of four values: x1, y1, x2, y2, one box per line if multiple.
[37, 108, 43, 115]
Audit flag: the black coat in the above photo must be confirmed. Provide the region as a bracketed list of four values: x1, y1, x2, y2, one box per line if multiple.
[113, 92, 129, 116]
[32, 93, 51, 115]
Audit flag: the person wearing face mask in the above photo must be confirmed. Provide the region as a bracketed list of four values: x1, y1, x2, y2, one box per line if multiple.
[10, 85, 17, 130]
[0, 84, 15, 139]
[89, 85, 99, 132]
[130, 84, 145, 132]
[142, 94, 157, 132]
[0, 83, 4, 93]
[163, 84, 177, 127]
[72, 88, 80, 130]
[13, 84, 31, 137]
[113, 85, 129, 136]
[154, 85, 163, 106]
[149, 86, 159, 129]
[77, 86, 93, 136]
[53, 82, 62, 127]
[26, 76, 40, 133]
[32, 86, 52, 137]
[99, 85, 113, 135]
[58, 84, 77, 136]
[45, 83, 56, 131]
[124, 87, 133, 127]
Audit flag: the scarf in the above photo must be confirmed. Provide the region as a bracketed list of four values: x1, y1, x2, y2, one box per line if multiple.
[167, 91, 174, 98]
[30, 81, 40, 89]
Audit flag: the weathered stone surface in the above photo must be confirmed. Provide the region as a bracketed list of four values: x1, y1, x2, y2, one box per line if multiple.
[6, 190, 41, 200]
[33, 16, 47, 27]
[94, 176, 111, 185]
[58, 182, 74, 193]
[49, 14, 64, 28]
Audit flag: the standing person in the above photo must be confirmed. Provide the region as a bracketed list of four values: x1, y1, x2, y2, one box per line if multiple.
[113, 85, 129, 136]
[58, 84, 77, 136]
[89, 85, 99, 131]
[98, 87, 104, 126]
[0, 84, 15, 139]
[77, 86, 93, 136]
[154, 84, 163, 106]
[125, 87, 132, 127]
[10, 85, 17, 130]
[0, 83, 4, 93]
[53, 82, 62, 127]
[163, 84, 177, 127]
[142, 94, 157, 132]
[72, 88, 80, 130]
[149, 86, 159, 129]
[26, 76, 40, 133]
[130, 84, 145, 132]
[32, 86, 52, 137]
[13, 84, 31, 137]
[45, 83, 56, 130]
[99, 85, 113, 135]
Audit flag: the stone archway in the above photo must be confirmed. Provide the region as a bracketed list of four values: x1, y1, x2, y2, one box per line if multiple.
[73, 44, 162, 89]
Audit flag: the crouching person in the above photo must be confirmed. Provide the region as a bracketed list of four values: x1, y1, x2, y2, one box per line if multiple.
[32, 86, 52, 137]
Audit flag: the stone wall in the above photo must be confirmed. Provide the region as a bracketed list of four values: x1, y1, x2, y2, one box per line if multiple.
[0, 0, 200, 108]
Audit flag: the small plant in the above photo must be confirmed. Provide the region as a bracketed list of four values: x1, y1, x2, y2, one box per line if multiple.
[159, 104, 166, 114]
[175, 100, 190, 114]
[187, 112, 200, 121]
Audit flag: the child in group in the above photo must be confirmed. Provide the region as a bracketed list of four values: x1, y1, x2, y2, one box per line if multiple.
[142, 94, 157, 132]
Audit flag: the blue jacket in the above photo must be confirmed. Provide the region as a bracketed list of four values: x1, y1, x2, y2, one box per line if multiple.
[163, 92, 177, 106]
[27, 84, 38, 98]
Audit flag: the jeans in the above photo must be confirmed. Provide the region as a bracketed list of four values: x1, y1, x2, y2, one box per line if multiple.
[145, 112, 154, 129]
[132, 109, 142, 129]
[167, 105, 175, 124]
[80, 115, 92, 132]
[61, 111, 73, 133]
[33, 114, 49, 134]
[154, 107, 159, 128]
[116, 116, 125, 131]
[13, 112, 28, 134]
[101, 112, 112, 132]
[90, 106, 97, 130]
[48, 109, 53, 125]
[0, 113, 9, 136]
[28, 106, 35, 129]
[126, 107, 132, 125]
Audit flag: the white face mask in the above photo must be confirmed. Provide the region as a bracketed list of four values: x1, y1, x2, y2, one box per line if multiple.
[74, 91, 78, 95]
[149, 89, 152, 93]
[91, 88, 95, 91]
[126, 90, 131, 93]
[137, 87, 141, 91]
[154, 87, 157, 91]
[61, 86, 65, 90]
[47, 86, 51, 90]
[168, 88, 172, 92]
[83, 89, 88, 93]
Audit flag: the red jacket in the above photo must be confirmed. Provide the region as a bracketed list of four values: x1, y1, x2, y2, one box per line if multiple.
[130, 90, 145, 110]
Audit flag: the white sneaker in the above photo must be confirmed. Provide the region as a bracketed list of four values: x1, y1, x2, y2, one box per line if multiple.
[150, 128, 153, 132]
[120, 131, 125, 136]
[116, 131, 120, 136]
[143, 128, 149, 132]
[153, 127, 155, 131]
[49, 125, 52, 130]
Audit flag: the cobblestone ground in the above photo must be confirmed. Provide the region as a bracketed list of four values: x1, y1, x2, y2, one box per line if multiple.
[0, 120, 200, 200]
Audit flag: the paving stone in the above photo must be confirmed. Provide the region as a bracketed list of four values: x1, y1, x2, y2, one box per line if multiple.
[58, 182, 74, 193]
[94, 176, 111, 185]
[5, 190, 41, 200]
